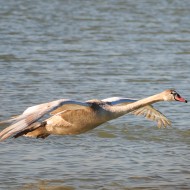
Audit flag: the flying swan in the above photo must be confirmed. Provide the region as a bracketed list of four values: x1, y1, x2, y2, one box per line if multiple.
[0, 89, 187, 141]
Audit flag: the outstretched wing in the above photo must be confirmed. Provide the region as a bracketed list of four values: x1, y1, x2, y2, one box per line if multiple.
[0, 99, 91, 141]
[102, 97, 171, 128]
[130, 105, 171, 128]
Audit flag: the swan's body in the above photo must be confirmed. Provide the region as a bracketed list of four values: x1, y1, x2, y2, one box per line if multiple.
[0, 89, 187, 141]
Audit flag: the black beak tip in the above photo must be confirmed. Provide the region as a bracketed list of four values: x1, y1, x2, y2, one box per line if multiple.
[185, 100, 188, 103]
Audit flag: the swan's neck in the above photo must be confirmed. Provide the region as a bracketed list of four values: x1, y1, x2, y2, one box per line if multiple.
[109, 93, 163, 117]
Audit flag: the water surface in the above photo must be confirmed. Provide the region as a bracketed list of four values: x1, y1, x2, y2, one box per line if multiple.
[0, 0, 190, 189]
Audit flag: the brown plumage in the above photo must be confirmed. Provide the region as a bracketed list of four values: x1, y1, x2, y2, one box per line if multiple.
[0, 89, 187, 141]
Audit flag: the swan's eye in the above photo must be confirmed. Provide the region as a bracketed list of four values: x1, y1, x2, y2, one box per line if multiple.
[171, 90, 181, 100]
[171, 90, 177, 95]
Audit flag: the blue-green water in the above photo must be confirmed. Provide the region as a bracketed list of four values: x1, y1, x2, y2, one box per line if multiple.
[0, 0, 190, 189]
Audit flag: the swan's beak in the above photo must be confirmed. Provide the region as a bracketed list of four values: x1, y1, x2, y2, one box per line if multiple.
[175, 94, 188, 103]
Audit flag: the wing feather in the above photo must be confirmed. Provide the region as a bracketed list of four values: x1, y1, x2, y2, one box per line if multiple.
[102, 97, 136, 105]
[0, 99, 91, 141]
[50, 104, 87, 115]
[130, 105, 171, 128]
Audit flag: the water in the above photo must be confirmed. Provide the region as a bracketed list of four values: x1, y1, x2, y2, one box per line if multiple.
[0, 0, 190, 189]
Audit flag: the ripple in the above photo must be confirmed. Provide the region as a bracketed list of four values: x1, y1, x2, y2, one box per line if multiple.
[0, 0, 190, 189]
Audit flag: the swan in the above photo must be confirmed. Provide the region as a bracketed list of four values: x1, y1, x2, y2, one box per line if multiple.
[0, 89, 187, 141]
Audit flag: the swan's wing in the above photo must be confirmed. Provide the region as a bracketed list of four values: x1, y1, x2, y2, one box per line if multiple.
[50, 104, 86, 115]
[102, 97, 136, 105]
[102, 97, 171, 128]
[0, 99, 91, 141]
[130, 105, 171, 128]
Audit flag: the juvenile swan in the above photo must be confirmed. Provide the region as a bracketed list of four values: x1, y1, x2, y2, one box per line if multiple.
[0, 89, 187, 141]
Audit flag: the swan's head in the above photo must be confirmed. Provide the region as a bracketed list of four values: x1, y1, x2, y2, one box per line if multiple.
[162, 89, 187, 103]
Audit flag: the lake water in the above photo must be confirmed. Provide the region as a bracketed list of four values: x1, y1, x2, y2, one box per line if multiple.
[0, 0, 190, 189]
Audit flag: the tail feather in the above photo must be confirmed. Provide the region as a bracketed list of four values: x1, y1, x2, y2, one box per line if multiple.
[13, 121, 48, 139]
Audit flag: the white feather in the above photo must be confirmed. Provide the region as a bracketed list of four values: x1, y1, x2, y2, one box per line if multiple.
[102, 97, 136, 105]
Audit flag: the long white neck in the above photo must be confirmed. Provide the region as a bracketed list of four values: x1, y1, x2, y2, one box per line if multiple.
[108, 93, 164, 118]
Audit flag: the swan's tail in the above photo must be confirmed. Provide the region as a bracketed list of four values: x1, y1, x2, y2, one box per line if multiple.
[13, 121, 49, 139]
